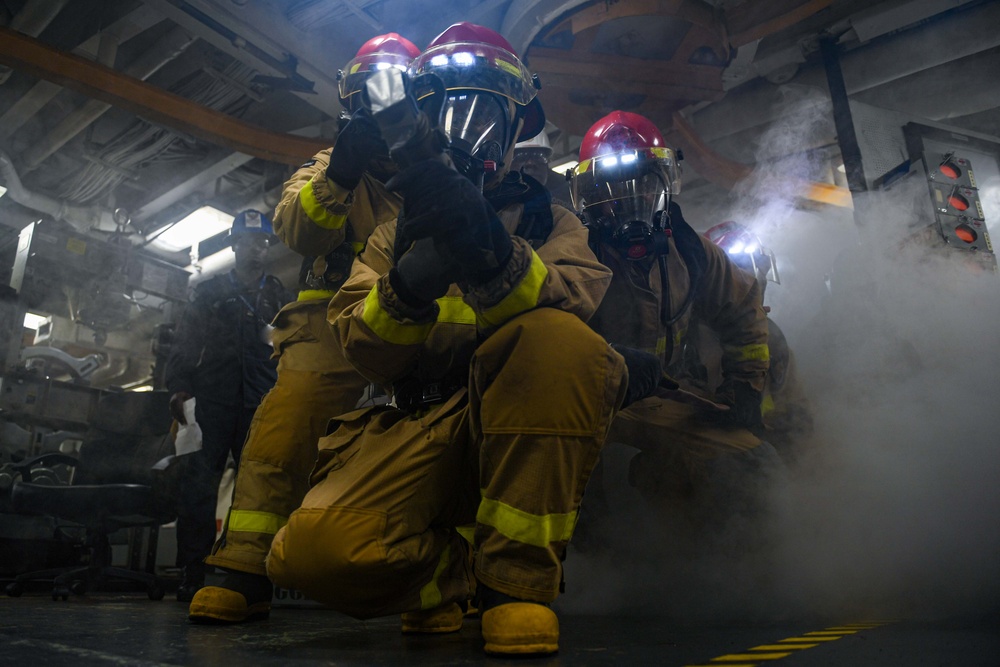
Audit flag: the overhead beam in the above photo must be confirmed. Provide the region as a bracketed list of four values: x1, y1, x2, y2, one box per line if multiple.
[530, 47, 724, 91]
[0, 27, 329, 166]
[725, 0, 835, 47]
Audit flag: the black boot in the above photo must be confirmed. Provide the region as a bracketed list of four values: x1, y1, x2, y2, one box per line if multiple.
[176, 563, 206, 602]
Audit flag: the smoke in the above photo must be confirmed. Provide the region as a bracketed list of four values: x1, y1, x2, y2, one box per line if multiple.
[559, 93, 1000, 622]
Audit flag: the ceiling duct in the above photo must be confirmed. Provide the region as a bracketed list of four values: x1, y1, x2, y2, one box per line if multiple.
[0, 149, 112, 232]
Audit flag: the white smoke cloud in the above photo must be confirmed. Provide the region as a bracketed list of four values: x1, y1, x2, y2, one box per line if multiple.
[560, 93, 1000, 622]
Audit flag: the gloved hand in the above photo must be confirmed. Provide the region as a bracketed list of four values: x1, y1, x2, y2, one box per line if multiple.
[714, 378, 764, 430]
[386, 160, 513, 286]
[612, 344, 663, 408]
[390, 237, 455, 307]
[326, 108, 388, 190]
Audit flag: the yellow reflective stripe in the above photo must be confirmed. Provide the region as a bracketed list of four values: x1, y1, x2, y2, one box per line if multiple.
[361, 285, 434, 345]
[297, 289, 335, 302]
[673, 327, 685, 348]
[456, 525, 475, 545]
[726, 342, 770, 362]
[477, 494, 576, 548]
[419, 543, 451, 610]
[655, 336, 668, 356]
[761, 391, 775, 415]
[351, 241, 365, 255]
[436, 296, 476, 325]
[227, 510, 287, 535]
[476, 250, 548, 329]
[299, 177, 347, 230]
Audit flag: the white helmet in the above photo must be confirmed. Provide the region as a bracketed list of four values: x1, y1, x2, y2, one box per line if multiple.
[514, 131, 552, 158]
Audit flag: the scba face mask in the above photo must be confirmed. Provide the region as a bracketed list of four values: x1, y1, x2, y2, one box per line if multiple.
[573, 149, 680, 260]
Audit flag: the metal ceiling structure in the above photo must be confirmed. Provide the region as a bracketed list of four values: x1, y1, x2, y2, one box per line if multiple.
[0, 0, 996, 276]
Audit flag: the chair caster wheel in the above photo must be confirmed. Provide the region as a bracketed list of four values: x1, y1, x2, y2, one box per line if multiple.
[148, 584, 165, 601]
[6, 582, 23, 597]
[52, 586, 70, 601]
[70, 581, 87, 596]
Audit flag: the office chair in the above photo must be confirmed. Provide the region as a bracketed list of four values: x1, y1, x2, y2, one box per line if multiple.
[4, 390, 180, 600]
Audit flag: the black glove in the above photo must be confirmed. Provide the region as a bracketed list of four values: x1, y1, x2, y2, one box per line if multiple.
[714, 378, 764, 430]
[326, 108, 388, 191]
[390, 237, 455, 307]
[386, 160, 513, 286]
[612, 344, 663, 408]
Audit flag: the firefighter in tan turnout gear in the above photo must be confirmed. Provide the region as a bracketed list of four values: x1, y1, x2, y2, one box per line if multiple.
[567, 111, 779, 535]
[188, 33, 419, 624]
[266, 23, 637, 656]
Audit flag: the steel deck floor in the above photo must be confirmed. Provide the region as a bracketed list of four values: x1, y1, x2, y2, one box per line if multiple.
[1, 590, 997, 666]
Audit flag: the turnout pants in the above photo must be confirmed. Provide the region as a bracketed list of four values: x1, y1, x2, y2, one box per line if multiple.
[206, 298, 369, 576]
[267, 308, 627, 618]
[608, 395, 781, 527]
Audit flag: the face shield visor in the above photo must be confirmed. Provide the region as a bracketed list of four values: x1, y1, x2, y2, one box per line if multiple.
[411, 42, 538, 107]
[570, 148, 681, 228]
[723, 239, 781, 285]
[434, 92, 511, 169]
[338, 51, 413, 112]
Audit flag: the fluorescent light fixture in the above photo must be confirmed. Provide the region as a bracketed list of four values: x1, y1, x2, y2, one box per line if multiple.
[549, 159, 578, 174]
[152, 206, 234, 253]
[23, 312, 47, 330]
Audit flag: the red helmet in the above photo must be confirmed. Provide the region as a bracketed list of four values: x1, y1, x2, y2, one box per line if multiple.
[570, 111, 681, 237]
[410, 22, 544, 185]
[579, 111, 666, 163]
[704, 221, 780, 285]
[338, 33, 421, 110]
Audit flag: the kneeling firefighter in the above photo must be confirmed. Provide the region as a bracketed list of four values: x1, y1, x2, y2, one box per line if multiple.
[266, 23, 635, 656]
[698, 221, 814, 461]
[188, 33, 419, 622]
[568, 111, 781, 536]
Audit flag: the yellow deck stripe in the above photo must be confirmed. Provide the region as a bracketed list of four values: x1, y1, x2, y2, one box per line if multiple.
[690, 621, 894, 666]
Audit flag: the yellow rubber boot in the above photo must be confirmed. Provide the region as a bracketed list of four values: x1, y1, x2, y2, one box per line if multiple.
[481, 602, 559, 655]
[400, 602, 464, 634]
[188, 571, 273, 624]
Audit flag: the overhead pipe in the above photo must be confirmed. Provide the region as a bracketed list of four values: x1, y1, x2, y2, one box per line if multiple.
[0, 0, 71, 84]
[0, 149, 112, 232]
[20, 25, 196, 171]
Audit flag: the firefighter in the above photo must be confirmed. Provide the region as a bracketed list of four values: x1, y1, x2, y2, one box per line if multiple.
[188, 33, 419, 623]
[266, 23, 637, 656]
[166, 210, 291, 602]
[511, 131, 572, 206]
[698, 222, 814, 461]
[567, 111, 780, 535]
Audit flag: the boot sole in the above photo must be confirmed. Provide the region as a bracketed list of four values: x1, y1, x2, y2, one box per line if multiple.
[188, 602, 271, 624]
